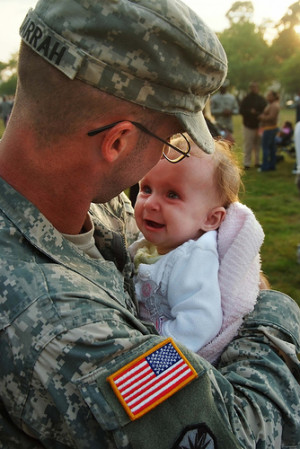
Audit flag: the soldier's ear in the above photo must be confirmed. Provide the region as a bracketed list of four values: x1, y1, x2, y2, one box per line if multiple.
[100, 121, 137, 163]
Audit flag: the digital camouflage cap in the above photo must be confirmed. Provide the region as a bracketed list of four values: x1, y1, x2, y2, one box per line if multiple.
[19, 0, 227, 153]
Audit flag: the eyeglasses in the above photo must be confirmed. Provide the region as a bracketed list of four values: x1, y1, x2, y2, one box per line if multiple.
[87, 120, 190, 163]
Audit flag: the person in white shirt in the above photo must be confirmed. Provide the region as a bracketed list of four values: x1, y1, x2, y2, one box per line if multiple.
[294, 121, 300, 192]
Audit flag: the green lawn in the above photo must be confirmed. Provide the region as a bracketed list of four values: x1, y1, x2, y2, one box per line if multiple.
[1, 111, 299, 304]
[232, 110, 300, 304]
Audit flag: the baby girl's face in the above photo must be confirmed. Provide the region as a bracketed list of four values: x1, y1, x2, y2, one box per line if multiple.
[134, 151, 221, 254]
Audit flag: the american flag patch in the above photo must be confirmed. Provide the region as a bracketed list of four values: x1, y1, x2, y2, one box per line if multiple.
[107, 338, 197, 420]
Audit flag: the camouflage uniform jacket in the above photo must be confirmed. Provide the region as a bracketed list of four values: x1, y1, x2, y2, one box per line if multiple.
[0, 175, 300, 449]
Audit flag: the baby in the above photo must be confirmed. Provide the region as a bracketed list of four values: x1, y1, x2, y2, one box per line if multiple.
[130, 135, 265, 363]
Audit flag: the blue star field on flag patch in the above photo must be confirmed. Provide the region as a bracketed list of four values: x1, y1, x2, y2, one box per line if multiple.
[146, 342, 181, 375]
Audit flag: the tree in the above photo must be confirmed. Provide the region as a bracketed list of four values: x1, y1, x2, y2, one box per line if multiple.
[271, 27, 300, 63]
[278, 49, 300, 94]
[0, 53, 18, 97]
[225, 1, 254, 25]
[0, 74, 17, 97]
[218, 1, 300, 96]
[218, 21, 272, 94]
[271, 1, 300, 62]
[270, 1, 300, 92]
[278, 1, 300, 30]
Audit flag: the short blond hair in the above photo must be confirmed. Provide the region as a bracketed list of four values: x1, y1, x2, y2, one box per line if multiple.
[211, 139, 241, 208]
[170, 134, 242, 208]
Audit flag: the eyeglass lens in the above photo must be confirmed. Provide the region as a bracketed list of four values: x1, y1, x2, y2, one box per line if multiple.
[163, 133, 190, 163]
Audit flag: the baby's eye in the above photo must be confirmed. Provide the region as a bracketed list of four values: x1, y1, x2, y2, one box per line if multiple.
[167, 191, 179, 199]
[141, 184, 152, 194]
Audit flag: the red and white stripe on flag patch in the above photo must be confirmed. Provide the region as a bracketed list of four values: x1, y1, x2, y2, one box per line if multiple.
[107, 338, 197, 420]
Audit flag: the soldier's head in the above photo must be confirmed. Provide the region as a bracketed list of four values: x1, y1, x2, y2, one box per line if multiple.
[18, 0, 227, 154]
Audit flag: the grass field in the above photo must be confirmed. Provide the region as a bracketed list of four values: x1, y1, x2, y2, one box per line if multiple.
[1, 110, 299, 305]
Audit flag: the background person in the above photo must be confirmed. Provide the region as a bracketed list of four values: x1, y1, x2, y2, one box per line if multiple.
[0, 1, 299, 448]
[294, 121, 300, 192]
[130, 136, 264, 364]
[0, 96, 13, 127]
[239, 82, 267, 169]
[210, 79, 239, 141]
[294, 90, 300, 123]
[275, 120, 294, 147]
[258, 90, 280, 172]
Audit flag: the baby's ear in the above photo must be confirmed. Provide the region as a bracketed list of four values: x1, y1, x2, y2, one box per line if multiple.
[202, 207, 226, 231]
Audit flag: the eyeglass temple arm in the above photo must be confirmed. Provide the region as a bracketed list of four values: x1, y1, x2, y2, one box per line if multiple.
[87, 120, 190, 158]
[131, 121, 190, 157]
[87, 121, 124, 137]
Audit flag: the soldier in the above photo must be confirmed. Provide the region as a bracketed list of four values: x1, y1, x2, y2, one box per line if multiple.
[210, 79, 239, 139]
[0, 1, 299, 448]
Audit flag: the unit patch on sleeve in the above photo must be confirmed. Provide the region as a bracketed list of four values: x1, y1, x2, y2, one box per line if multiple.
[172, 423, 217, 449]
[107, 338, 197, 420]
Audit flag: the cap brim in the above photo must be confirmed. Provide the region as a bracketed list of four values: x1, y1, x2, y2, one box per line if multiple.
[175, 110, 214, 154]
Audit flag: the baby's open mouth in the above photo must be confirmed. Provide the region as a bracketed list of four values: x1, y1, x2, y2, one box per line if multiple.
[145, 220, 164, 229]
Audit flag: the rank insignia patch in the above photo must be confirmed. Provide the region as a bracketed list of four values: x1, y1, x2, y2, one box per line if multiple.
[107, 338, 197, 420]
